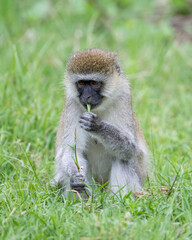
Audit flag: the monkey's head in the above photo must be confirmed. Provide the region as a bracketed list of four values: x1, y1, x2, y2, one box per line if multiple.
[66, 48, 129, 110]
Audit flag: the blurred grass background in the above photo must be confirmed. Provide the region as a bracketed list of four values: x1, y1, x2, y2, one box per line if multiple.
[0, 0, 192, 239]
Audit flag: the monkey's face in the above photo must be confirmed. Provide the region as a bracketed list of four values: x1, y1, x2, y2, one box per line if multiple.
[76, 80, 103, 109]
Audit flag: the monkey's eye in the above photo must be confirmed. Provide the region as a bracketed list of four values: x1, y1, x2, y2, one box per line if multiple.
[78, 81, 85, 87]
[91, 81, 101, 89]
[91, 81, 98, 86]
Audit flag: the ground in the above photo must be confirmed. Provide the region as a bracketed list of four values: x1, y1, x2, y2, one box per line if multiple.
[0, 0, 192, 239]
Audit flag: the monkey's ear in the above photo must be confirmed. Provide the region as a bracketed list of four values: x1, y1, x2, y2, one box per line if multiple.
[116, 62, 121, 74]
[114, 56, 121, 75]
[109, 51, 121, 75]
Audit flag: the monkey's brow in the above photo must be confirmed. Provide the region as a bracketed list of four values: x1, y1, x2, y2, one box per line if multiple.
[70, 73, 109, 83]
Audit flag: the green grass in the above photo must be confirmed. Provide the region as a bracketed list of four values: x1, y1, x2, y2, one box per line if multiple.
[0, 0, 192, 239]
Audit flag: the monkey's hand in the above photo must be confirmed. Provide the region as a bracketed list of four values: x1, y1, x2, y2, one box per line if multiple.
[79, 112, 101, 132]
[70, 173, 86, 192]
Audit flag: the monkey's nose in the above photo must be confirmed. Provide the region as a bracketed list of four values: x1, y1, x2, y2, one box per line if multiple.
[87, 96, 92, 103]
[82, 96, 91, 104]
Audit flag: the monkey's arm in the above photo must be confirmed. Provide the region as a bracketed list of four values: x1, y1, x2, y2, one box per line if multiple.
[55, 146, 86, 191]
[79, 112, 139, 160]
[55, 107, 87, 191]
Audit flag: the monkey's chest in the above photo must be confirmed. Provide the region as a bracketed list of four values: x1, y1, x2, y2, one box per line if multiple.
[85, 138, 113, 184]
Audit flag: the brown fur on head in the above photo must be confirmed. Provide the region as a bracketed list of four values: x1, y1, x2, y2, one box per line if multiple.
[67, 48, 121, 75]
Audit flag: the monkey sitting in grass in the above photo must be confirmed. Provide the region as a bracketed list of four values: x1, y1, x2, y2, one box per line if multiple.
[54, 48, 149, 196]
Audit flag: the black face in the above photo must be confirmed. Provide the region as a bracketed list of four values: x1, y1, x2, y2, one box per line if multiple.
[76, 80, 103, 109]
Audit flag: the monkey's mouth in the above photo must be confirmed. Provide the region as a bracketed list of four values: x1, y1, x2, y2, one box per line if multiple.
[82, 103, 97, 110]
[80, 97, 104, 111]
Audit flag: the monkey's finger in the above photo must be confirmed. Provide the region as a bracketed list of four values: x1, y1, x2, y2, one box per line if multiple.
[71, 176, 85, 183]
[84, 112, 97, 117]
[79, 116, 93, 122]
[71, 185, 85, 192]
[79, 118, 92, 125]
[70, 181, 85, 187]
[75, 173, 85, 179]
[81, 112, 97, 119]
[79, 119, 96, 127]
[70, 184, 85, 192]
[79, 123, 92, 131]
[72, 174, 85, 181]
[75, 176, 86, 183]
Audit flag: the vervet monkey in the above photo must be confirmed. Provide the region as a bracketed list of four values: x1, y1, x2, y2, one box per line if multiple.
[54, 48, 149, 195]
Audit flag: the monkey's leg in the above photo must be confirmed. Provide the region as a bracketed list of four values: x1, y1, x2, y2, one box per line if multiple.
[108, 159, 142, 195]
